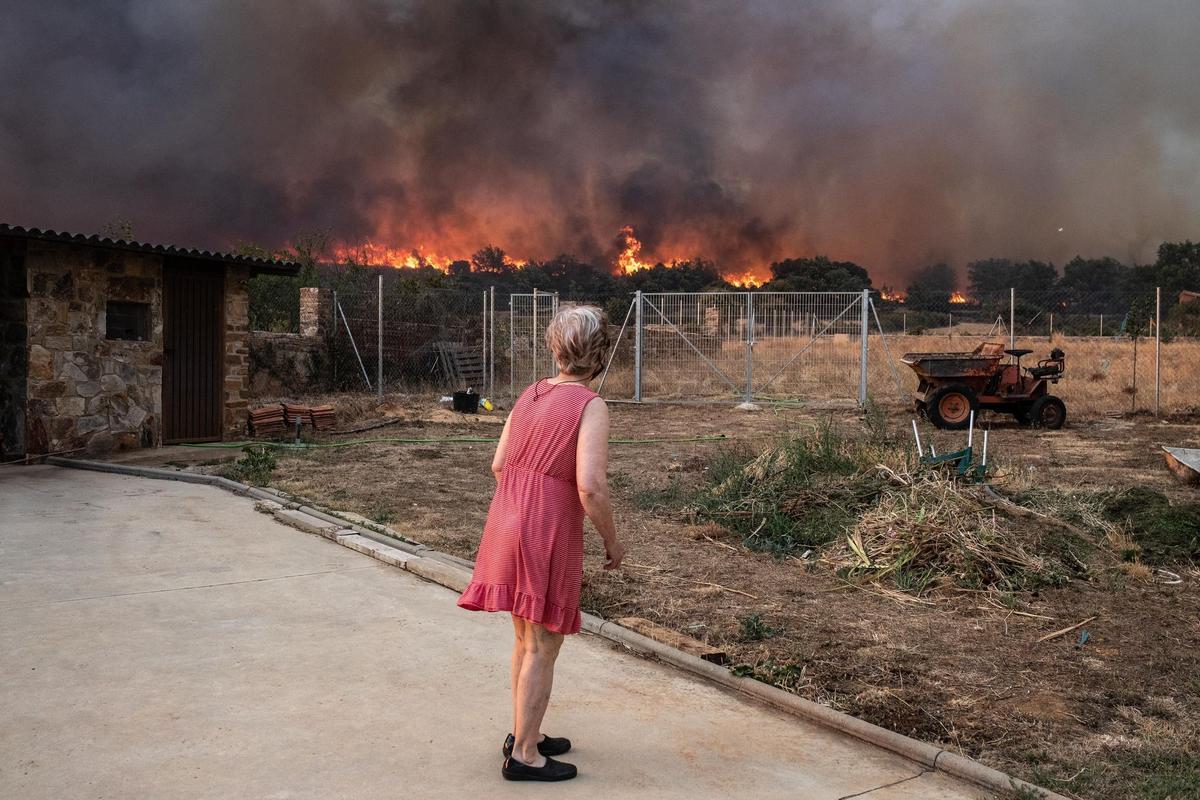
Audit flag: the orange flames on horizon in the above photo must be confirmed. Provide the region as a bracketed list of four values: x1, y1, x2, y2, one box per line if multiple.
[949, 291, 970, 304]
[880, 288, 906, 303]
[330, 225, 771, 284]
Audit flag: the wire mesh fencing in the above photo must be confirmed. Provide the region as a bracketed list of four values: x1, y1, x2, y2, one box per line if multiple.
[506, 291, 560, 396]
[596, 291, 869, 404]
[328, 280, 491, 396]
[247, 277, 1200, 419]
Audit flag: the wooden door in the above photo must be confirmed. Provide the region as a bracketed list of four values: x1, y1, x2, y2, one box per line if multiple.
[163, 260, 224, 443]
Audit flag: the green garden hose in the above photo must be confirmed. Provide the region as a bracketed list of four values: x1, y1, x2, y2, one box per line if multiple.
[180, 434, 727, 451]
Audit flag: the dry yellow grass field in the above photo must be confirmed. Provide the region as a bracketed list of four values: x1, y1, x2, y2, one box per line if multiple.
[592, 329, 1200, 418]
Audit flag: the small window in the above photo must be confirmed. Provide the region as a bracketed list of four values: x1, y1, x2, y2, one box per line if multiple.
[106, 301, 151, 341]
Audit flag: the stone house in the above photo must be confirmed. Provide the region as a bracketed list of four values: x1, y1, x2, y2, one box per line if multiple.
[0, 224, 298, 460]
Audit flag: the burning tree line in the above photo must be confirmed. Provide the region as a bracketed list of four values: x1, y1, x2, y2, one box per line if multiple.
[244, 232, 1200, 337]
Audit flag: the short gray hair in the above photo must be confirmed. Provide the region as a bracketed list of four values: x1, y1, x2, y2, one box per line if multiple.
[545, 304, 610, 379]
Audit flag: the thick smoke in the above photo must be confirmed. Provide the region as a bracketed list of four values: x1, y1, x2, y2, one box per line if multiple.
[2, 0, 1199, 283]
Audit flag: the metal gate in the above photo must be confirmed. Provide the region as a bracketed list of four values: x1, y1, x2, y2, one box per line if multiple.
[508, 290, 559, 398]
[599, 290, 871, 405]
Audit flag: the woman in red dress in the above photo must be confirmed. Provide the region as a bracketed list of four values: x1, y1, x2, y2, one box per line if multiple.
[458, 304, 625, 782]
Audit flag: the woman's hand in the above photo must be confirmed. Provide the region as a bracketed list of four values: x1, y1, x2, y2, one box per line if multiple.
[604, 539, 625, 570]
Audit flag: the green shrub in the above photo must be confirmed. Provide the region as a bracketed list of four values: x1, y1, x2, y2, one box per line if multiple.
[737, 613, 785, 641]
[223, 445, 277, 486]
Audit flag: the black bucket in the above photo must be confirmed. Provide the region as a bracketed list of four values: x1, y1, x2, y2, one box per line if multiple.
[452, 390, 480, 413]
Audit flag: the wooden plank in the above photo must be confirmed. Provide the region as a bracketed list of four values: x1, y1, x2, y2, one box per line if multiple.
[614, 617, 729, 665]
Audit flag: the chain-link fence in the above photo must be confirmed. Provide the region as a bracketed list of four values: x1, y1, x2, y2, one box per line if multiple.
[248, 279, 1200, 418]
[328, 279, 491, 396]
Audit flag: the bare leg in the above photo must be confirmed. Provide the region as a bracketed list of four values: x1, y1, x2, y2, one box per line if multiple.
[512, 622, 564, 766]
[510, 615, 526, 732]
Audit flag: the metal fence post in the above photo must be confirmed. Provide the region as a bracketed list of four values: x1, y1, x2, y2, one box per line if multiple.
[331, 289, 338, 389]
[633, 290, 643, 402]
[481, 289, 488, 395]
[1155, 286, 1162, 416]
[744, 292, 754, 402]
[376, 273, 383, 399]
[1009, 287, 1015, 350]
[489, 286, 495, 398]
[509, 295, 515, 400]
[532, 288, 539, 379]
[858, 288, 869, 406]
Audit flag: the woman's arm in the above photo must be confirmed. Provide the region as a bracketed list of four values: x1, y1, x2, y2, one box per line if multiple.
[491, 414, 514, 482]
[576, 398, 624, 570]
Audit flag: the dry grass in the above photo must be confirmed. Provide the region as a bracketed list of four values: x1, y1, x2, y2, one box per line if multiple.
[597, 330, 1200, 418]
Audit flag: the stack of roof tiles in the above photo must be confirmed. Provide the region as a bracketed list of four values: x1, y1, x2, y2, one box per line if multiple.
[282, 403, 312, 429]
[249, 402, 336, 436]
[310, 405, 336, 431]
[248, 404, 287, 436]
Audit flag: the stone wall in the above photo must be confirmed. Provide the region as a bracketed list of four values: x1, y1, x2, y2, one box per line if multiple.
[224, 265, 251, 434]
[24, 241, 163, 455]
[0, 238, 28, 458]
[247, 331, 326, 398]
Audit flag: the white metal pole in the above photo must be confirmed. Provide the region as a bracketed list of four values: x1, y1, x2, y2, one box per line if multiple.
[633, 290, 643, 402]
[911, 419, 924, 457]
[859, 289, 870, 406]
[376, 273, 383, 399]
[745, 292, 754, 402]
[481, 289, 488, 394]
[489, 286, 495, 398]
[1155, 286, 1161, 416]
[509, 297, 515, 399]
[1010, 287, 1015, 350]
[532, 288, 539, 379]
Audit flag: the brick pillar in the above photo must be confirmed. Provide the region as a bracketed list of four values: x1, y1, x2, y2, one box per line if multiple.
[300, 287, 330, 338]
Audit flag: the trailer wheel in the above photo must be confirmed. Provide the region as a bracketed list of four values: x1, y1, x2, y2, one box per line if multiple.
[1030, 395, 1066, 429]
[927, 383, 978, 430]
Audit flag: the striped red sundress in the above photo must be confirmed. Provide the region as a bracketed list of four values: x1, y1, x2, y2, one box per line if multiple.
[457, 379, 599, 635]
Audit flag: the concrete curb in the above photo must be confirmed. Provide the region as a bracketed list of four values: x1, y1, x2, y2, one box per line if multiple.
[44, 456, 1064, 800]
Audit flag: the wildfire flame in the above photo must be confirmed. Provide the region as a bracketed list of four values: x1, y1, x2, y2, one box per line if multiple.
[328, 225, 762, 285]
[880, 288, 906, 303]
[949, 291, 970, 304]
[616, 225, 653, 274]
[331, 241, 526, 272]
[333, 242, 454, 271]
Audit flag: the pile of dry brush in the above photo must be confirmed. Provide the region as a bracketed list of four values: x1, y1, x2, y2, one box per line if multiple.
[689, 424, 1131, 596]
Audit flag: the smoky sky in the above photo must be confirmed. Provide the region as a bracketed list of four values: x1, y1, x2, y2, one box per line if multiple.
[3, 0, 1200, 283]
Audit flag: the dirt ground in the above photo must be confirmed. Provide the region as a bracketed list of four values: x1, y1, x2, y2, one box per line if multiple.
[153, 395, 1200, 799]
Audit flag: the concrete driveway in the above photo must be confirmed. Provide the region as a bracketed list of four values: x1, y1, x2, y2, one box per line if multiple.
[0, 466, 989, 799]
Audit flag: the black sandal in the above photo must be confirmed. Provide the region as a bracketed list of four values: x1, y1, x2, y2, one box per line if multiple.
[503, 733, 572, 758]
[501, 755, 577, 782]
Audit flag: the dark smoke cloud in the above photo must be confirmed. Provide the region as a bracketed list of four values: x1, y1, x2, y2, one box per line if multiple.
[2, 0, 1199, 283]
